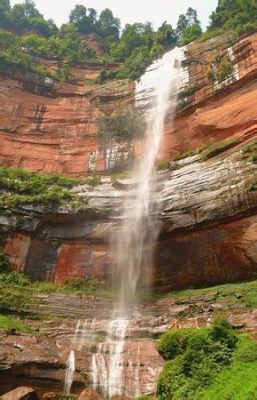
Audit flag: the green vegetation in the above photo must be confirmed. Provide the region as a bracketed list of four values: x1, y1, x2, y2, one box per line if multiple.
[200, 335, 257, 399]
[0, 166, 73, 208]
[0, 1, 204, 82]
[208, 0, 257, 41]
[0, 253, 112, 317]
[202, 138, 239, 160]
[0, 314, 31, 332]
[1, 0, 257, 83]
[178, 86, 196, 100]
[0, 166, 102, 209]
[207, 58, 234, 84]
[154, 279, 257, 309]
[97, 109, 145, 142]
[241, 140, 257, 163]
[157, 161, 171, 171]
[157, 317, 257, 400]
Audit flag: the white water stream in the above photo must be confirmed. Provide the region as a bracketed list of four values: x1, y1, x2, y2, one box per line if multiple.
[64, 320, 81, 393]
[91, 47, 186, 398]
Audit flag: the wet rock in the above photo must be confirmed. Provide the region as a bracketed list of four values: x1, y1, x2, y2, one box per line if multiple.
[78, 388, 102, 400]
[2, 387, 39, 400]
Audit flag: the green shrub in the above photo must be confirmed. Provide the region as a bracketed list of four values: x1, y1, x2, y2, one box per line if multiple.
[235, 335, 257, 362]
[217, 60, 234, 82]
[158, 328, 200, 360]
[157, 318, 238, 400]
[0, 253, 10, 274]
[0, 166, 84, 209]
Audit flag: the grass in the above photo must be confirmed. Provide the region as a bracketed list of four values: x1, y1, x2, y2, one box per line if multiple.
[202, 138, 239, 161]
[200, 335, 257, 400]
[0, 314, 31, 333]
[201, 361, 257, 400]
[241, 140, 257, 163]
[153, 279, 257, 309]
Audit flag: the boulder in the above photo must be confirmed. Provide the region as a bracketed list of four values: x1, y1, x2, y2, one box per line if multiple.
[2, 387, 39, 400]
[78, 388, 102, 400]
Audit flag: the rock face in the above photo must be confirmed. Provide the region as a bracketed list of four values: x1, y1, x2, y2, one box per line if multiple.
[1, 32, 257, 289]
[2, 387, 39, 400]
[2, 146, 257, 289]
[0, 64, 134, 176]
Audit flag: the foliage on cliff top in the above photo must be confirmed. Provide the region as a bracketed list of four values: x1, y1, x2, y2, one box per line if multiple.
[157, 317, 257, 400]
[205, 0, 257, 42]
[0, 1, 203, 81]
[2, 1, 257, 82]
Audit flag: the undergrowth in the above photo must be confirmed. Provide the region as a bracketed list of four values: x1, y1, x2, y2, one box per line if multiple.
[157, 317, 257, 400]
[0, 166, 101, 209]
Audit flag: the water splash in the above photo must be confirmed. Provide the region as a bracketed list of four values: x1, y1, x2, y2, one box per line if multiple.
[91, 47, 185, 397]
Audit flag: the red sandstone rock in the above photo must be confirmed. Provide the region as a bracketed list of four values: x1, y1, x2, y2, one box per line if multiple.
[78, 388, 102, 400]
[2, 387, 39, 400]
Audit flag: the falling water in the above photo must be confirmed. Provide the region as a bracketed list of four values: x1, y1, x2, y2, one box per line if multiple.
[92, 47, 185, 397]
[64, 320, 81, 393]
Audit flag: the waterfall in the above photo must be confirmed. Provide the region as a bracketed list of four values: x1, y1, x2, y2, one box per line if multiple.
[92, 47, 185, 398]
[64, 320, 81, 393]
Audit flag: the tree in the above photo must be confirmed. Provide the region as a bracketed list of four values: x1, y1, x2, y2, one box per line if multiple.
[156, 21, 177, 48]
[182, 23, 202, 45]
[69, 4, 87, 23]
[186, 7, 200, 25]
[97, 8, 120, 41]
[176, 14, 188, 39]
[176, 7, 202, 43]
[0, 0, 10, 26]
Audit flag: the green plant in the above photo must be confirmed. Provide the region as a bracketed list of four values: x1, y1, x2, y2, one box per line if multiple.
[217, 60, 234, 82]
[0, 314, 31, 333]
[157, 318, 240, 400]
[98, 109, 145, 142]
[202, 138, 239, 160]
[178, 86, 196, 100]
[0, 253, 10, 274]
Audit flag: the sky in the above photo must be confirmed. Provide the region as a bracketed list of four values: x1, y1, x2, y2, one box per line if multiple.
[10, 0, 218, 30]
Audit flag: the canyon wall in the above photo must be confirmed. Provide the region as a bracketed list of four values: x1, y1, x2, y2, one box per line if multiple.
[1, 33, 257, 289]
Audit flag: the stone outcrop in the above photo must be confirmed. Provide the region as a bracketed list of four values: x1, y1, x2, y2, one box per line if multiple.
[78, 388, 102, 400]
[2, 387, 39, 400]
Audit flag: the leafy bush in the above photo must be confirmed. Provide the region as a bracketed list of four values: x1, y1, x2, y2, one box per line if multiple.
[181, 23, 202, 45]
[157, 317, 238, 400]
[235, 335, 257, 362]
[0, 166, 82, 208]
[0, 253, 10, 274]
